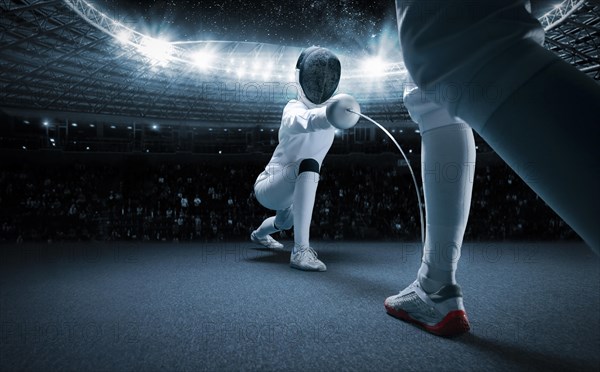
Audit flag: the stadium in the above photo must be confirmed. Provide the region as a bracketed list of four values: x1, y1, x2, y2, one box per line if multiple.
[1, 0, 599, 370]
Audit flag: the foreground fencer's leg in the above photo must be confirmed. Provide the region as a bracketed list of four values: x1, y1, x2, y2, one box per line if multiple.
[397, 0, 600, 253]
[290, 159, 326, 271]
[418, 123, 475, 293]
[385, 117, 474, 336]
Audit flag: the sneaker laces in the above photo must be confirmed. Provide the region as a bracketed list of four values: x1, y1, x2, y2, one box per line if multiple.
[298, 246, 319, 262]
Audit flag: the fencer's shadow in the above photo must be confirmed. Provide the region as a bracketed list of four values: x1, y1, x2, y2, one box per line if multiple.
[245, 246, 349, 264]
[455, 333, 589, 370]
[245, 247, 290, 264]
[245, 244, 400, 297]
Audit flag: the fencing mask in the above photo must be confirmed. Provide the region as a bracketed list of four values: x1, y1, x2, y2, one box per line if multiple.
[296, 46, 341, 105]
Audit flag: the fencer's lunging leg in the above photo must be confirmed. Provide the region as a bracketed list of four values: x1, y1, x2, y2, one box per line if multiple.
[418, 123, 476, 293]
[289, 159, 326, 271]
[293, 159, 320, 252]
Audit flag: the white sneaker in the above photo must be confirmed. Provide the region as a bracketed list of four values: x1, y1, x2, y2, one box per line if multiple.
[384, 280, 470, 337]
[250, 231, 284, 249]
[290, 246, 326, 272]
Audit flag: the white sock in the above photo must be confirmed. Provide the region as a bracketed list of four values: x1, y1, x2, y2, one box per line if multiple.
[254, 216, 278, 238]
[418, 123, 475, 293]
[292, 171, 319, 253]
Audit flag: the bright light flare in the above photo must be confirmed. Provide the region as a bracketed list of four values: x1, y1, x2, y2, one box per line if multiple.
[138, 37, 173, 64]
[362, 57, 387, 77]
[116, 29, 132, 44]
[193, 50, 216, 70]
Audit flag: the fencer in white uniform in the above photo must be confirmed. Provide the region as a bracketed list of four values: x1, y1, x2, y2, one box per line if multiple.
[251, 46, 360, 271]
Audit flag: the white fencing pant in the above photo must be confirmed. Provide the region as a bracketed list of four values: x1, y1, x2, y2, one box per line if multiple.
[254, 162, 320, 249]
[254, 167, 296, 231]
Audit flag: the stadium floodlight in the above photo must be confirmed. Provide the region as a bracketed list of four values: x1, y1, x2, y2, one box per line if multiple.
[193, 50, 216, 70]
[362, 57, 387, 77]
[261, 61, 274, 80]
[116, 29, 132, 44]
[138, 37, 173, 65]
[43, 121, 49, 126]
[72, 123, 78, 127]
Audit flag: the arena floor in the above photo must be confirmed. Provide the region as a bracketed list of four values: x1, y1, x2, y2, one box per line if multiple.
[1, 241, 598, 371]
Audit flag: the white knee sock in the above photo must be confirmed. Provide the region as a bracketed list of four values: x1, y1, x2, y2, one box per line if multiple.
[293, 171, 319, 252]
[418, 123, 475, 293]
[254, 216, 278, 238]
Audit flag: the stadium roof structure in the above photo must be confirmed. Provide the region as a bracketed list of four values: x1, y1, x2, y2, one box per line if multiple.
[1, 0, 598, 128]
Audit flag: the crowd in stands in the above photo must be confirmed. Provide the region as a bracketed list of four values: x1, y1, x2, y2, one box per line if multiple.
[0, 157, 576, 243]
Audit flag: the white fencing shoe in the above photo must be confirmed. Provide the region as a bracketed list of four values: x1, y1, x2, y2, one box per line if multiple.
[290, 246, 326, 272]
[384, 280, 470, 337]
[250, 231, 284, 249]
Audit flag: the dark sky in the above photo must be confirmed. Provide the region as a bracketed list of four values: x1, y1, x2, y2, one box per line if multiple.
[94, 0, 399, 55]
[93, 0, 556, 56]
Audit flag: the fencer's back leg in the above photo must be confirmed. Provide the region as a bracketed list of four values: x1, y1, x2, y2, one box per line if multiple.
[274, 206, 293, 231]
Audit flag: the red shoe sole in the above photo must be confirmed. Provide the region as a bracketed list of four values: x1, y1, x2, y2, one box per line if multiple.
[385, 304, 470, 337]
